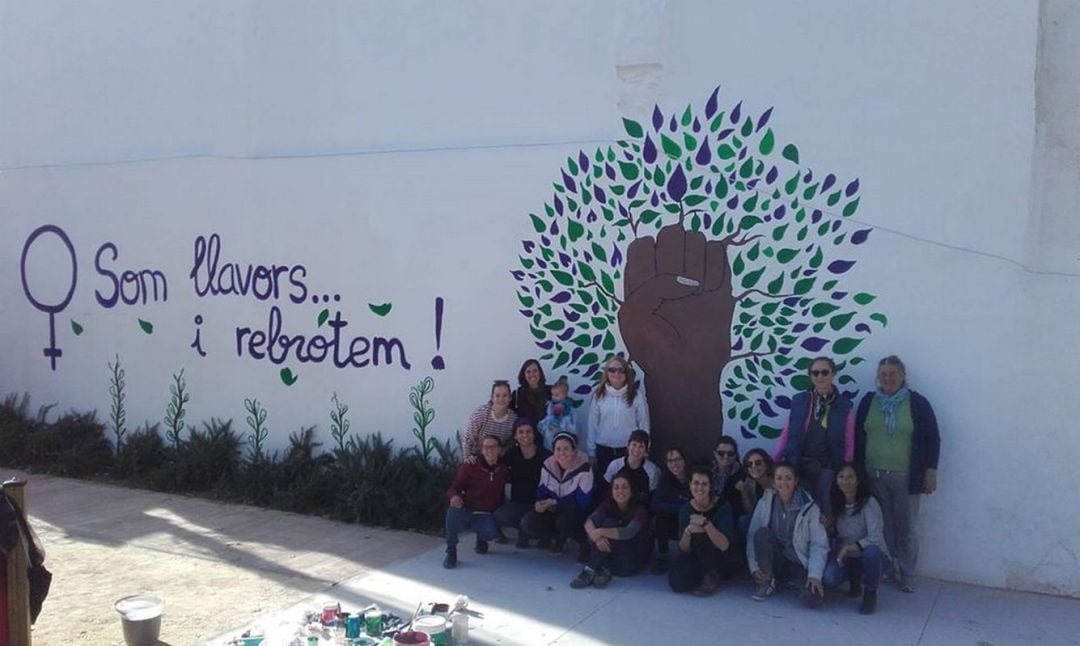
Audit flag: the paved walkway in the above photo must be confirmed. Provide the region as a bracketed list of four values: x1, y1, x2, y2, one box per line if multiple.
[13, 470, 1080, 645]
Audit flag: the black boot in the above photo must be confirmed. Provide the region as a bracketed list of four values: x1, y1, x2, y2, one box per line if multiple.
[475, 539, 489, 555]
[860, 589, 877, 614]
[443, 545, 458, 569]
[847, 569, 862, 598]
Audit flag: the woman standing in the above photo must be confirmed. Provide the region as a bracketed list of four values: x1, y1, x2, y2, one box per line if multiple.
[823, 463, 887, 614]
[570, 473, 651, 589]
[774, 356, 855, 517]
[512, 359, 551, 427]
[462, 380, 518, 458]
[495, 419, 552, 548]
[521, 432, 594, 555]
[668, 466, 736, 596]
[746, 462, 829, 608]
[650, 447, 691, 574]
[587, 355, 650, 486]
[855, 355, 940, 593]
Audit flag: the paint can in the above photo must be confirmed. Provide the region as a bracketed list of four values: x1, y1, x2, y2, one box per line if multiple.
[393, 630, 430, 646]
[412, 615, 448, 646]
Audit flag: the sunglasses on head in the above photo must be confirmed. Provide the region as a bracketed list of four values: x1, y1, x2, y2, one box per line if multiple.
[606, 366, 626, 374]
[810, 369, 832, 377]
[714, 449, 736, 457]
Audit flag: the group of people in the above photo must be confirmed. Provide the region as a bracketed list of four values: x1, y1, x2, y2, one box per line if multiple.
[444, 354, 940, 615]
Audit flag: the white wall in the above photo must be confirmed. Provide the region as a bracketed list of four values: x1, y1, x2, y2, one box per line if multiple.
[2, 1, 1078, 597]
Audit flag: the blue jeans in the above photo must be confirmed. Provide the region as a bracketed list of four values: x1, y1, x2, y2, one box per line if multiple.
[823, 544, 883, 591]
[444, 507, 498, 547]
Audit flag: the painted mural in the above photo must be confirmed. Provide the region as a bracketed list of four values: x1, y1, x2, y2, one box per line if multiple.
[514, 87, 886, 459]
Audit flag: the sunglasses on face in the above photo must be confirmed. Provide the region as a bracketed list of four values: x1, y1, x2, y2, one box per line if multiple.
[810, 369, 832, 377]
[715, 449, 736, 457]
[747, 459, 765, 467]
[606, 367, 626, 374]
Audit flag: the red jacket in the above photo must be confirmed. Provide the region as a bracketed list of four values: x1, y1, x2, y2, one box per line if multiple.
[446, 460, 508, 512]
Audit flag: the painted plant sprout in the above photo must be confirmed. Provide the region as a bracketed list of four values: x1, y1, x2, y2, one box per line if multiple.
[513, 86, 886, 457]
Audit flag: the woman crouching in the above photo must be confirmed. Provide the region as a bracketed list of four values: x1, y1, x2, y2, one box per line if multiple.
[746, 461, 829, 607]
[823, 463, 887, 614]
[668, 466, 736, 596]
[570, 473, 651, 589]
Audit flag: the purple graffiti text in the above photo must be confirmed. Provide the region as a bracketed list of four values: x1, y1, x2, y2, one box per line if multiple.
[190, 234, 308, 303]
[235, 306, 411, 370]
[95, 242, 168, 308]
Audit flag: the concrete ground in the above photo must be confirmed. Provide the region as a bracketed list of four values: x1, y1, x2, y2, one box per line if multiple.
[12, 470, 1080, 645]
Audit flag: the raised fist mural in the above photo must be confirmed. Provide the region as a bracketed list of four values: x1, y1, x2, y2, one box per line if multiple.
[512, 87, 886, 459]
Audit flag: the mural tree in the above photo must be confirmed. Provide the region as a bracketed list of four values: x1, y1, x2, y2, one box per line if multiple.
[512, 87, 887, 459]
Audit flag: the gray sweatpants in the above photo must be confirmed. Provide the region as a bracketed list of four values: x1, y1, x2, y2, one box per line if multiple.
[869, 469, 920, 581]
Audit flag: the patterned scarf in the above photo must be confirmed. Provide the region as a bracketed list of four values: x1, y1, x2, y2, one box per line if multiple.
[876, 386, 909, 437]
[812, 387, 837, 427]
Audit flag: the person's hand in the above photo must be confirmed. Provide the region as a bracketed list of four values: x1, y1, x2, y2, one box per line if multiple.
[464, 454, 478, 465]
[450, 495, 464, 509]
[752, 569, 770, 583]
[924, 469, 938, 494]
[836, 543, 859, 565]
[806, 578, 824, 596]
[689, 514, 706, 527]
[734, 479, 745, 493]
[595, 536, 611, 553]
[687, 523, 705, 534]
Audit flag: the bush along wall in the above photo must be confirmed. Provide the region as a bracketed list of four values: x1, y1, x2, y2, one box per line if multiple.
[0, 363, 459, 534]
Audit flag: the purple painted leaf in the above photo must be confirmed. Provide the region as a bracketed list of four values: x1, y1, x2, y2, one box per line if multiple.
[650, 192, 660, 207]
[766, 166, 778, 183]
[537, 259, 547, 269]
[552, 291, 571, 303]
[740, 426, 755, 439]
[554, 196, 564, 215]
[774, 205, 787, 220]
[704, 214, 713, 228]
[692, 117, 701, 133]
[831, 291, 848, 300]
[805, 169, 814, 183]
[611, 245, 623, 266]
[562, 171, 577, 194]
[587, 209, 598, 223]
[705, 86, 720, 119]
[784, 296, 800, 306]
[705, 180, 713, 193]
[843, 390, 858, 400]
[541, 235, 551, 246]
[566, 311, 581, 322]
[571, 347, 584, 362]
[756, 107, 773, 132]
[828, 260, 856, 274]
[652, 105, 664, 131]
[732, 337, 744, 351]
[591, 302, 601, 314]
[537, 340, 554, 350]
[801, 337, 829, 352]
[575, 384, 592, 395]
[748, 179, 760, 189]
[822, 174, 836, 192]
[623, 151, 634, 162]
[668, 165, 688, 202]
[522, 240, 535, 253]
[511, 270, 525, 280]
[519, 309, 532, 317]
[851, 228, 872, 244]
[738, 147, 748, 160]
[559, 252, 571, 266]
[606, 164, 616, 181]
[802, 269, 814, 277]
[592, 334, 603, 346]
[776, 395, 792, 409]
[618, 203, 629, 218]
[669, 115, 678, 132]
[831, 220, 841, 232]
[855, 323, 870, 334]
[730, 101, 742, 124]
[792, 322, 809, 333]
[811, 209, 822, 224]
[758, 399, 778, 417]
[594, 185, 607, 203]
[643, 134, 657, 164]
[717, 128, 734, 140]
[627, 180, 641, 199]
[727, 195, 740, 209]
[558, 328, 575, 341]
[585, 363, 599, 376]
[722, 390, 733, 397]
[846, 178, 860, 197]
[696, 139, 712, 165]
[549, 220, 559, 235]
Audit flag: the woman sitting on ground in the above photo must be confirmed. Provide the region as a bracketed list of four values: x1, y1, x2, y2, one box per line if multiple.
[495, 419, 552, 548]
[735, 448, 775, 538]
[571, 473, 651, 589]
[462, 380, 518, 458]
[711, 435, 746, 519]
[650, 446, 690, 574]
[521, 432, 594, 556]
[746, 461, 829, 607]
[823, 463, 887, 614]
[668, 466, 736, 596]
[511, 359, 551, 427]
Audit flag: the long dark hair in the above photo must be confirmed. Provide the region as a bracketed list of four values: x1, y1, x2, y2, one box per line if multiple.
[742, 448, 774, 479]
[829, 462, 875, 516]
[516, 359, 547, 390]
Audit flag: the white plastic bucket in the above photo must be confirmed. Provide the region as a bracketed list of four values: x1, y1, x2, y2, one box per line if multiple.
[413, 615, 448, 646]
[114, 595, 164, 646]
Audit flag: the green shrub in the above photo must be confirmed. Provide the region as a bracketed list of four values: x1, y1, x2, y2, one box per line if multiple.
[171, 418, 240, 495]
[23, 410, 113, 477]
[116, 422, 169, 484]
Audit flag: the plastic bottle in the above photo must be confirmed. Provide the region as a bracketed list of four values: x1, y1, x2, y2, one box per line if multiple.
[451, 611, 469, 644]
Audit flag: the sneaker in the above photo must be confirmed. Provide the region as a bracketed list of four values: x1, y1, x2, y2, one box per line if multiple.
[493, 530, 509, 545]
[899, 577, 916, 593]
[693, 572, 721, 597]
[515, 532, 530, 549]
[751, 578, 775, 601]
[442, 546, 458, 569]
[570, 567, 595, 589]
[474, 539, 489, 555]
[537, 536, 552, 550]
[550, 537, 566, 555]
[592, 567, 612, 588]
[860, 589, 878, 614]
[650, 554, 669, 575]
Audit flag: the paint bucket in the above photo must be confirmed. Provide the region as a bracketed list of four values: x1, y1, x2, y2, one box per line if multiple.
[412, 615, 448, 646]
[114, 595, 164, 646]
[393, 630, 430, 646]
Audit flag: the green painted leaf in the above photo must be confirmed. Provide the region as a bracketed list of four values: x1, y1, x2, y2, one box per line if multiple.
[530, 325, 545, 340]
[832, 337, 863, 355]
[138, 319, 154, 334]
[715, 177, 729, 198]
[809, 247, 824, 268]
[827, 190, 842, 206]
[741, 267, 765, 289]
[782, 144, 800, 164]
[640, 209, 661, 225]
[793, 278, 815, 295]
[578, 262, 597, 282]
[772, 223, 789, 241]
[602, 331, 616, 350]
[732, 254, 746, 275]
[829, 312, 856, 331]
[661, 134, 682, 159]
[591, 316, 610, 329]
[742, 194, 758, 212]
[601, 271, 616, 295]
[803, 183, 819, 201]
[767, 274, 784, 293]
[811, 303, 839, 317]
[718, 144, 735, 159]
[776, 248, 798, 264]
[843, 197, 861, 217]
[871, 312, 889, 327]
[553, 351, 570, 369]
[791, 375, 811, 391]
[684, 194, 707, 207]
[568, 220, 585, 241]
[618, 161, 640, 180]
[529, 213, 545, 233]
[543, 319, 566, 331]
[759, 425, 782, 440]
[369, 302, 393, 317]
[739, 215, 762, 230]
[70, 320, 83, 335]
[681, 105, 693, 127]
[551, 270, 574, 287]
[741, 116, 754, 137]
[785, 172, 800, 195]
[853, 293, 876, 305]
[279, 367, 298, 386]
[759, 128, 775, 155]
[317, 308, 330, 327]
[739, 158, 754, 178]
[683, 133, 697, 151]
[622, 118, 644, 138]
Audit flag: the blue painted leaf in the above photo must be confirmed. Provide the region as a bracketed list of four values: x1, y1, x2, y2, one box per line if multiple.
[827, 260, 856, 274]
[643, 134, 657, 164]
[695, 139, 712, 165]
[579, 151, 589, 172]
[552, 291, 572, 303]
[667, 165, 688, 202]
[740, 426, 755, 439]
[652, 105, 664, 131]
[846, 178, 860, 196]
[705, 86, 720, 119]
[575, 384, 593, 395]
[822, 174, 836, 192]
[562, 171, 577, 194]
[756, 107, 773, 132]
[730, 101, 742, 124]
[776, 395, 792, 409]
[758, 399, 778, 417]
[851, 228, 872, 244]
[800, 337, 828, 352]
